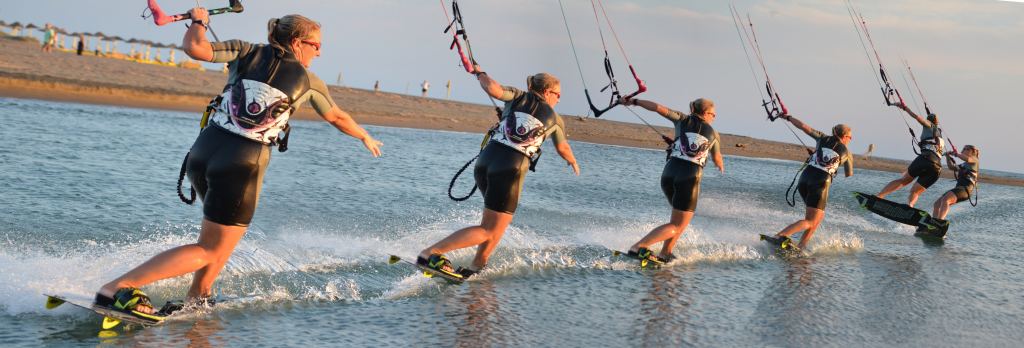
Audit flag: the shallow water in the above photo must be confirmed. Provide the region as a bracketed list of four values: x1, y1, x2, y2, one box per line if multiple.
[1, 97, 1022, 347]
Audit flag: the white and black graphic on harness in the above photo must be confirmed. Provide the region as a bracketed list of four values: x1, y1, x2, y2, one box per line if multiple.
[671, 132, 712, 166]
[211, 79, 292, 144]
[919, 135, 944, 155]
[493, 111, 547, 157]
[809, 147, 842, 176]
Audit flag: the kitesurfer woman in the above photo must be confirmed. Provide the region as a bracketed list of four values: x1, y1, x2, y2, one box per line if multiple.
[94, 8, 382, 318]
[772, 114, 853, 250]
[877, 104, 944, 207]
[619, 97, 723, 264]
[418, 65, 579, 280]
[933, 145, 979, 220]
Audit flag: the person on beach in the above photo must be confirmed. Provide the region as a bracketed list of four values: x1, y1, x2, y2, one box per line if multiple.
[94, 9, 382, 319]
[933, 145, 979, 220]
[418, 65, 579, 279]
[41, 24, 55, 52]
[421, 80, 430, 97]
[76, 34, 84, 55]
[620, 97, 724, 264]
[771, 114, 853, 250]
[876, 104, 944, 207]
[374, 80, 379, 92]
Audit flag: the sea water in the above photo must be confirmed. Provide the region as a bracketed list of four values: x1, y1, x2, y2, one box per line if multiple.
[1, 97, 1022, 347]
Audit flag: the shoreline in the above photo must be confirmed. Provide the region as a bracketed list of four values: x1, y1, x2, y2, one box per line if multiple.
[2, 38, 1020, 187]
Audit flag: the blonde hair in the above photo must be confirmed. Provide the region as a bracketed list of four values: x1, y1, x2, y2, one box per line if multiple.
[267, 15, 321, 52]
[689, 98, 714, 119]
[832, 124, 851, 138]
[963, 145, 979, 158]
[526, 73, 560, 95]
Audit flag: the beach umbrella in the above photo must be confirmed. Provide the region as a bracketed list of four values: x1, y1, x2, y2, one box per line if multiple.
[0, 21, 7, 35]
[109, 36, 124, 53]
[92, 32, 107, 52]
[166, 43, 180, 63]
[24, 23, 38, 38]
[10, 22, 22, 36]
[127, 38, 140, 56]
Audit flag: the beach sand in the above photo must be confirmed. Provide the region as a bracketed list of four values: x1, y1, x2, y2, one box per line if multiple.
[2, 37, 1019, 187]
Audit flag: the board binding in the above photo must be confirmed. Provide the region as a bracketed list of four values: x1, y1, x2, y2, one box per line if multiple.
[388, 255, 465, 283]
[44, 294, 167, 329]
[611, 250, 666, 267]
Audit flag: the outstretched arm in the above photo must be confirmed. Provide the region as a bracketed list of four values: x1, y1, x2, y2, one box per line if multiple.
[471, 65, 503, 99]
[711, 152, 724, 174]
[618, 97, 670, 117]
[182, 8, 213, 62]
[321, 106, 382, 157]
[780, 114, 814, 136]
[898, 103, 926, 124]
[555, 142, 580, 175]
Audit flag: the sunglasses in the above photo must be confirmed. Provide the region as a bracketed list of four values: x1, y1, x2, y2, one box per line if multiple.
[548, 90, 561, 98]
[301, 40, 321, 51]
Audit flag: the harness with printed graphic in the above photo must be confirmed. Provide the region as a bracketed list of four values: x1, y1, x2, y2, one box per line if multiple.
[917, 125, 944, 157]
[670, 115, 716, 167]
[209, 44, 310, 149]
[808, 135, 846, 178]
[491, 90, 557, 171]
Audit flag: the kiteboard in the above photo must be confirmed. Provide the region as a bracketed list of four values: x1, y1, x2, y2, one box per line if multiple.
[759, 234, 799, 250]
[388, 255, 465, 284]
[852, 192, 949, 238]
[611, 250, 667, 267]
[44, 294, 167, 329]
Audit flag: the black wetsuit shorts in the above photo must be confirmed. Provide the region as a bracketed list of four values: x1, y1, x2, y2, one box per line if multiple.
[474, 143, 530, 215]
[186, 126, 271, 227]
[907, 154, 941, 189]
[798, 167, 832, 210]
[947, 185, 974, 203]
[661, 158, 703, 212]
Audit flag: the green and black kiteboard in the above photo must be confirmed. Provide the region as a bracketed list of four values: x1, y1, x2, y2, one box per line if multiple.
[388, 255, 465, 284]
[852, 192, 949, 238]
[44, 294, 167, 330]
[611, 250, 667, 268]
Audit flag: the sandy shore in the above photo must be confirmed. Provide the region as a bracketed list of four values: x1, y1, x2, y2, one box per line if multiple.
[2, 37, 1020, 187]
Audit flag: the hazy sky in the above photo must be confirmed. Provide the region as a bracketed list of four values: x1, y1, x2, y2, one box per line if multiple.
[3, 0, 1022, 173]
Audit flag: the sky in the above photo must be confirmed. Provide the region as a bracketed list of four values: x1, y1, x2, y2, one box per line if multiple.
[3, 0, 1023, 173]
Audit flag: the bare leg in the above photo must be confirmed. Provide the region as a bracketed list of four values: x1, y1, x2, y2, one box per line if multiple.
[776, 207, 825, 250]
[877, 172, 914, 199]
[907, 182, 927, 207]
[98, 219, 247, 313]
[630, 209, 691, 259]
[419, 208, 514, 270]
[934, 192, 958, 220]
